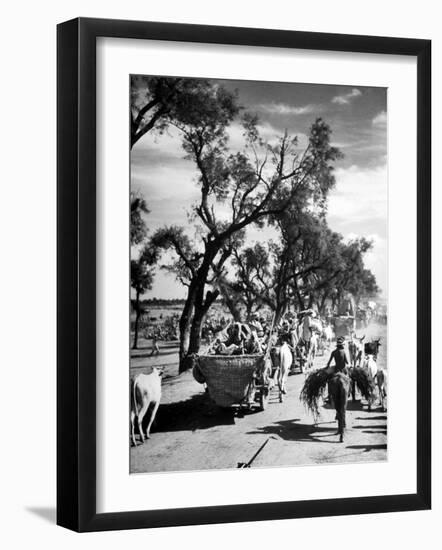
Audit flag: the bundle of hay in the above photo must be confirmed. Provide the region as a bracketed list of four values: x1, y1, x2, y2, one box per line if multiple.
[299, 368, 329, 418]
[350, 367, 375, 401]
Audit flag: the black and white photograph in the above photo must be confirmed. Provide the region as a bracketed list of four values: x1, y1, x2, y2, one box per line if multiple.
[129, 76, 388, 473]
[0, 0, 435, 542]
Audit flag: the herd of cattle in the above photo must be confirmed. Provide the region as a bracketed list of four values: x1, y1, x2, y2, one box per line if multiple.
[130, 309, 387, 447]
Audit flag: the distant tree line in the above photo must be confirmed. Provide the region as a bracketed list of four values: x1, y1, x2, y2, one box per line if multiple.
[141, 298, 187, 307]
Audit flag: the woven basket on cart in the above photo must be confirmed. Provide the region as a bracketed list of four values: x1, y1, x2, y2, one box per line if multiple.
[194, 354, 264, 407]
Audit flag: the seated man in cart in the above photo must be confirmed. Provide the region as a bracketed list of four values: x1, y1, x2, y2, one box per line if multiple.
[213, 338, 241, 355]
[213, 322, 262, 356]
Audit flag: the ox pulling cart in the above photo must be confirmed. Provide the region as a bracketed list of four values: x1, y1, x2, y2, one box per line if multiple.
[193, 353, 278, 411]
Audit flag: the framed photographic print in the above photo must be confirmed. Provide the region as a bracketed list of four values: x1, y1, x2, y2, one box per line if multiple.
[57, 17, 431, 532]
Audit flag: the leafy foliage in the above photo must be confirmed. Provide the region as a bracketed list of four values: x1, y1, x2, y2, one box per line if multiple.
[130, 76, 240, 148]
[130, 192, 150, 246]
[223, 210, 379, 319]
[130, 76, 379, 367]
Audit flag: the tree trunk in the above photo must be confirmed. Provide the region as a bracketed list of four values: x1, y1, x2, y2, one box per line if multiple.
[245, 300, 253, 322]
[188, 308, 204, 355]
[132, 290, 141, 349]
[188, 289, 219, 355]
[179, 244, 220, 372]
[296, 289, 305, 311]
[179, 322, 193, 373]
[178, 295, 194, 373]
[274, 302, 286, 328]
[219, 282, 243, 322]
[178, 261, 213, 372]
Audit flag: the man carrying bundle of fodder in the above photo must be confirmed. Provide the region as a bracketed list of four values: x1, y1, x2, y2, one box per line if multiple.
[300, 336, 375, 442]
[325, 335, 350, 381]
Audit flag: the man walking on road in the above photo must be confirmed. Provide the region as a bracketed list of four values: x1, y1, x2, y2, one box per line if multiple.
[150, 330, 160, 356]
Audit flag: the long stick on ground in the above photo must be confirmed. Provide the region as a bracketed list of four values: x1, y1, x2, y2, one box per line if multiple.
[237, 437, 272, 468]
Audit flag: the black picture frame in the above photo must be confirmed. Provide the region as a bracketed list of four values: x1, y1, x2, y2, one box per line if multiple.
[57, 17, 431, 532]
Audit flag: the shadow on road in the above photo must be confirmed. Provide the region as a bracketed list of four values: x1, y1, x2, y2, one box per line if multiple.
[352, 424, 387, 430]
[345, 400, 366, 411]
[150, 393, 236, 433]
[345, 443, 387, 452]
[247, 419, 340, 444]
[355, 415, 387, 421]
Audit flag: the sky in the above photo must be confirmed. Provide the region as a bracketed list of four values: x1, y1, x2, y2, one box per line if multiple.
[131, 78, 387, 299]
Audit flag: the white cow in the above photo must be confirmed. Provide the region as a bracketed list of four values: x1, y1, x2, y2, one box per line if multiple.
[271, 342, 293, 401]
[349, 332, 366, 368]
[130, 368, 163, 446]
[363, 355, 387, 411]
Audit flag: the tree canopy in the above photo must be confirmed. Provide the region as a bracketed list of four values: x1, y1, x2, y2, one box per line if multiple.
[130, 76, 240, 148]
[221, 214, 379, 322]
[130, 76, 379, 369]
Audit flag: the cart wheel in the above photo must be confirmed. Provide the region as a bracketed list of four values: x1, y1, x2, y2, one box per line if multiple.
[260, 389, 269, 411]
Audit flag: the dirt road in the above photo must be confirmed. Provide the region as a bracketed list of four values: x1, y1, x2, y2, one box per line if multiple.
[130, 323, 387, 474]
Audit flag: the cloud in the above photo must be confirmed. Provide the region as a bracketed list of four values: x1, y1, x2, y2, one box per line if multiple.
[327, 164, 388, 293]
[372, 110, 387, 127]
[131, 158, 198, 202]
[363, 234, 387, 295]
[132, 125, 184, 158]
[328, 164, 387, 225]
[226, 120, 309, 153]
[257, 102, 323, 115]
[331, 88, 362, 105]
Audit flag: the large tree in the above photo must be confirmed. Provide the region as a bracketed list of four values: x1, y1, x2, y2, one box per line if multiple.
[130, 76, 239, 148]
[223, 214, 338, 323]
[151, 108, 342, 371]
[131, 245, 158, 349]
[288, 233, 379, 314]
[130, 195, 160, 348]
[225, 211, 379, 321]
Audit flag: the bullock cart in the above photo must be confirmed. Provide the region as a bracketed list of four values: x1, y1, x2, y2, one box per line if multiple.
[193, 353, 275, 411]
